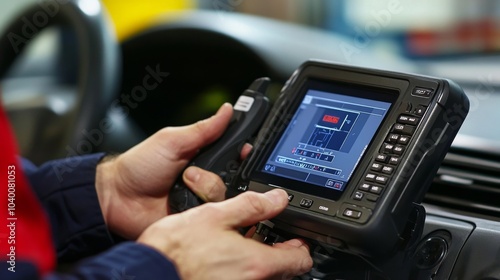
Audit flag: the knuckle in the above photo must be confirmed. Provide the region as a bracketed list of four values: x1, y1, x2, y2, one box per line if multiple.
[199, 202, 224, 220]
[156, 127, 174, 139]
[245, 258, 271, 279]
[194, 119, 209, 136]
[242, 192, 267, 215]
[302, 255, 314, 272]
[205, 174, 224, 201]
[156, 127, 180, 153]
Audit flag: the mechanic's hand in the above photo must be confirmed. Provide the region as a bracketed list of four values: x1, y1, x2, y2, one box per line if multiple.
[138, 189, 313, 280]
[96, 103, 244, 239]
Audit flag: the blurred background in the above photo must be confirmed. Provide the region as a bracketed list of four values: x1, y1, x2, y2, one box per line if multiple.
[3, 0, 500, 57]
[1, 0, 500, 162]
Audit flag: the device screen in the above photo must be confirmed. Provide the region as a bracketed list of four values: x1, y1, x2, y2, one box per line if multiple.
[256, 79, 395, 199]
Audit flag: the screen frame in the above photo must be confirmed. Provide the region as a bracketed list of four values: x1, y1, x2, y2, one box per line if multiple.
[250, 78, 399, 201]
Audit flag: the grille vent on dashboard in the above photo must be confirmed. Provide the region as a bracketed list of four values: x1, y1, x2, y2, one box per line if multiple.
[425, 149, 500, 217]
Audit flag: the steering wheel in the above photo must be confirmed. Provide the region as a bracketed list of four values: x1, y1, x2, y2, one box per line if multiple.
[0, 0, 119, 160]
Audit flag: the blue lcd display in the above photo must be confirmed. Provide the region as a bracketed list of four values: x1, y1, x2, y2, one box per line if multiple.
[261, 83, 392, 193]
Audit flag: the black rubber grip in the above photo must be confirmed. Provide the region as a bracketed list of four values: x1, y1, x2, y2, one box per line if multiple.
[169, 78, 271, 213]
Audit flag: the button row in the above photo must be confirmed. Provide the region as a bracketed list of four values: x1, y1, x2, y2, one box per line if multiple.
[355, 113, 422, 207]
[365, 173, 389, 185]
[288, 194, 335, 216]
[384, 114, 420, 157]
[381, 143, 405, 155]
[398, 115, 419, 125]
[358, 183, 383, 195]
[353, 190, 379, 203]
[354, 182, 383, 204]
[386, 133, 410, 145]
[371, 162, 395, 174]
[375, 154, 400, 165]
[372, 162, 393, 174]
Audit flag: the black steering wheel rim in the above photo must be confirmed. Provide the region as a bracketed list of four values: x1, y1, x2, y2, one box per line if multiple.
[0, 0, 120, 151]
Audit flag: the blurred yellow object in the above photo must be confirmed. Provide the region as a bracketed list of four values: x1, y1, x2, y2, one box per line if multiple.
[102, 0, 194, 41]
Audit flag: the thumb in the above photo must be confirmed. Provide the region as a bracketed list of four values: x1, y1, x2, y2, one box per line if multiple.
[217, 189, 289, 228]
[163, 103, 233, 157]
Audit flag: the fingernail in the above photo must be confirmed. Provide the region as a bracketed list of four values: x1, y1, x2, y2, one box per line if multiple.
[217, 102, 232, 113]
[264, 189, 287, 205]
[184, 167, 200, 183]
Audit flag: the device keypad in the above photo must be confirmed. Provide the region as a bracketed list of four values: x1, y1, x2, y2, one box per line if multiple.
[393, 145, 405, 155]
[365, 173, 377, 181]
[366, 193, 379, 202]
[381, 143, 394, 153]
[392, 123, 416, 135]
[389, 156, 400, 165]
[371, 163, 383, 172]
[397, 115, 419, 125]
[386, 133, 399, 143]
[375, 154, 388, 163]
[353, 191, 364, 201]
[359, 183, 371, 191]
[375, 175, 388, 185]
[398, 135, 410, 145]
[343, 208, 362, 219]
[299, 198, 314, 208]
[351, 113, 423, 213]
[248, 182, 339, 217]
[369, 185, 383, 194]
[339, 203, 371, 223]
[381, 166, 393, 174]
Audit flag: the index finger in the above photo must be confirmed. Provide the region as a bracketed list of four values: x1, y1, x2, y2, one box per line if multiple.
[269, 239, 313, 279]
[254, 238, 313, 279]
[215, 189, 289, 228]
[240, 143, 253, 160]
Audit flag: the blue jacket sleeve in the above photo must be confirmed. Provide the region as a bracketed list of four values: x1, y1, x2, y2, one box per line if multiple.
[14, 154, 182, 279]
[55, 242, 181, 280]
[22, 153, 113, 262]
[0, 242, 180, 280]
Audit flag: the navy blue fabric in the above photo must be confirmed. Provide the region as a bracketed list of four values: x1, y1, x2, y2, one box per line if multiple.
[0, 154, 180, 279]
[0, 244, 180, 280]
[47, 242, 181, 280]
[22, 154, 113, 262]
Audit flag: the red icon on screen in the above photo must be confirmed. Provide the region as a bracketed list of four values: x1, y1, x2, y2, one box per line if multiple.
[322, 115, 340, 124]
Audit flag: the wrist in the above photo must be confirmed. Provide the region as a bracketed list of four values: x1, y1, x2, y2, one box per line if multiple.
[137, 220, 184, 272]
[95, 154, 120, 231]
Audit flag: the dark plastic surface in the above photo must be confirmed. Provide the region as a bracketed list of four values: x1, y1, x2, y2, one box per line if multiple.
[169, 78, 271, 213]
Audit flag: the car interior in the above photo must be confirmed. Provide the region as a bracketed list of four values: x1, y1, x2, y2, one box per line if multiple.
[1, 0, 500, 279]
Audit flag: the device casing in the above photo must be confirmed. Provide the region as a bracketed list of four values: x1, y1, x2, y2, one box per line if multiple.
[228, 60, 469, 258]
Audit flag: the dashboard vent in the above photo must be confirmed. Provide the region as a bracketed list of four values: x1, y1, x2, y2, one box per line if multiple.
[425, 149, 500, 217]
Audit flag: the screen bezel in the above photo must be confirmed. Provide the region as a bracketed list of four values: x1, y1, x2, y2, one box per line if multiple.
[250, 78, 399, 201]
